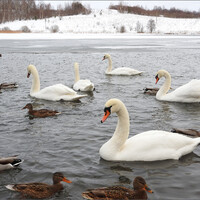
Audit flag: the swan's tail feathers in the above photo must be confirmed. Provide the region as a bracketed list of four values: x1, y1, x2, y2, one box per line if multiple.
[84, 85, 94, 92]
[5, 185, 15, 191]
[11, 159, 23, 167]
[72, 95, 87, 101]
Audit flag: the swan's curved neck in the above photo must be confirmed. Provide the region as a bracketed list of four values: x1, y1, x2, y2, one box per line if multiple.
[156, 71, 171, 99]
[106, 56, 112, 73]
[31, 67, 40, 94]
[111, 105, 129, 148]
[74, 66, 80, 83]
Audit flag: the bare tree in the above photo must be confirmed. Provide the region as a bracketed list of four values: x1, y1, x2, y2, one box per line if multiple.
[147, 19, 156, 33]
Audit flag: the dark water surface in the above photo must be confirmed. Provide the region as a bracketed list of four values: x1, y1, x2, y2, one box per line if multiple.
[0, 37, 200, 199]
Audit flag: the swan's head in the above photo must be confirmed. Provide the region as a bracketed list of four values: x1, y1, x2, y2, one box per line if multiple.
[101, 98, 124, 123]
[102, 54, 111, 61]
[27, 65, 36, 78]
[133, 176, 153, 194]
[74, 62, 79, 69]
[155, 69, 169, 84]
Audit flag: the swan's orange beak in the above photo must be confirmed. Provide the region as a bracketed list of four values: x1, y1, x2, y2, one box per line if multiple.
[27, 73, 30, 78]
[144, 184, 153, 193]
[101, 110, 110, 123]
[62, 177, 72, 183]
[155, 75, 159, 84]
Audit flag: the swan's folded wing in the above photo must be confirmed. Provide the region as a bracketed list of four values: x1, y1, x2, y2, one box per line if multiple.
[172, 79, 200, 98]
[39, 84, 76, 96]
[111, 67, 142, 75]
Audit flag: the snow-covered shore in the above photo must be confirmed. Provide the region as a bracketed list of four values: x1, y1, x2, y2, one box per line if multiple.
[0, 9, 200, 39]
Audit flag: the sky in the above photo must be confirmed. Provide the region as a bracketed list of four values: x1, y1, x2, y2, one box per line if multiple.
[39, 1, 200, 12]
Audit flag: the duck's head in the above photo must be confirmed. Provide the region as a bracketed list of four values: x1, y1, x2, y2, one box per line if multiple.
[53, 172, 72, 185]
[133, 176, 153, 193]
[155, 69, 169, 84]
[27, 65, 36, 78]
[101, 98, 124, 123]
[102, 54, 110, 61]
[22, 103, 33, 110]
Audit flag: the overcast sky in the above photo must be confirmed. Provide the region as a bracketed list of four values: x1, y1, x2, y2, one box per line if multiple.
[41, 1, 200, 12]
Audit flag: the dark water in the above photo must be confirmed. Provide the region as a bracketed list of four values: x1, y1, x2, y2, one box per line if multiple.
[0, 37, 200, 200]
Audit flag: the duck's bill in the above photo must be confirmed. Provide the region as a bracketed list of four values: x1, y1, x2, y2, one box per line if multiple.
[63, 177, 72, 183]
[101, 110, 110, 123]
[145, 184, 153, 193]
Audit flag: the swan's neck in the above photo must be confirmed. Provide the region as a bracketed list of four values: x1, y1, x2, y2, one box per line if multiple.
[106, 57, 112, 73]
[111, 106, 129, 148]
[74, 66, 80, 83]
[31, 68, 40, 94]
[156, 71, 171, 99]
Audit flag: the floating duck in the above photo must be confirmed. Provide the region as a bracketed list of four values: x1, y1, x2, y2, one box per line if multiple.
[82, 176, 153, 200]
[143, 87, 159, 95]
[155, 69, 200, 102]
[0, 82, 18, 89]
[6, 172, 72, 199]
[73, 62, 95, 92]
[171, 128, 200, 137]
[100, 98, 200, 161]
[23, 103, 61, 118]
[0, 156, 23, 171]
[102, 54, 143, 76]
[27, 64, 86, 101]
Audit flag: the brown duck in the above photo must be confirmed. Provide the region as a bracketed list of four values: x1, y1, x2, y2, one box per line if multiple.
[6, 172, 71, 199]
[23, 103, 61, 118]
[143, 87, 159, 95]
[82, 176, 153, 200]
[171, 128, 200, 137]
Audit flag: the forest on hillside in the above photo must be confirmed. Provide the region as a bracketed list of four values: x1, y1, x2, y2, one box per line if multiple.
[109, 2, 200, 18]
[0, 0, 91, 24]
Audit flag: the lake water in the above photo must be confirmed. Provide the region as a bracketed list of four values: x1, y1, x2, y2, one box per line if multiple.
[0, 36, 200, 199]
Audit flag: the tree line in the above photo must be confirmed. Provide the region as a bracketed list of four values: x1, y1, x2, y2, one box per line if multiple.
[0, 0, 91, 24]
[109, 3, 200, 18]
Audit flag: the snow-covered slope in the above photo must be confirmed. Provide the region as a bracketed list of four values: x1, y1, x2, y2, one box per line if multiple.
[0, 9, 200, 35]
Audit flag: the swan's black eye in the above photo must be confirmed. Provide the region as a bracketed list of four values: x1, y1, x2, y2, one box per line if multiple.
[155, 74, 158, 79]
[104, 106, 112, 113]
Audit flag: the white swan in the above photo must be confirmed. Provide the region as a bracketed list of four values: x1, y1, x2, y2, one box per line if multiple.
[27, 65, 86, 101]
[102, 54, 143, 75]
[100, 98, 200, 161]
[73, 62, 94, 92]
[155, 69, 200, 103]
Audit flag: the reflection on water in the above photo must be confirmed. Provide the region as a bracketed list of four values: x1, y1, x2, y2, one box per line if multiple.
[0, 38, 200, 200]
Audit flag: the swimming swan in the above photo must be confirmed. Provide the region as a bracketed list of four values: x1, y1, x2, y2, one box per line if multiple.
[100, 98, 200, 161]
[102, 54, 143, 75]
[27, 65, 86, 101]
[73, 62, 94, 92]
[155, 69, 200, 102]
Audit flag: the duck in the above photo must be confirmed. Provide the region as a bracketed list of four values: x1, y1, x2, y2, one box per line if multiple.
[143, 87, 159, 95]
[22, 103, 61, 118]
[100, 98, 200, 161]
[0, 156, 23, 171]
[155, 69, 200, 102]
[6, 172, 72, 199]
[171, 128, 200, 137]
[27, 64, 87, 101]
[82, 176, 153, 200]
[102, 54, 143, 75]
[0, 82, 18, 89]
[73, 62, 94, 92]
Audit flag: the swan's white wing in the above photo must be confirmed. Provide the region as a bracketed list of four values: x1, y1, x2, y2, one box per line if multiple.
[164, 79, 200, 102]
[117, 130, 200, 161]
[31, 84, 87, 101]
[107, 67, 143, 75]
[73, 80, 94, 91]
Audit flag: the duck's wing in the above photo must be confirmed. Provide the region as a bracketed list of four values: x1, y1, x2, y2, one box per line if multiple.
[82, 186, 134, 199]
